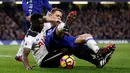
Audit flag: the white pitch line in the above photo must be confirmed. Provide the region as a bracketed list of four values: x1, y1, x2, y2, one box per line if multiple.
[0, 55, 13, 58]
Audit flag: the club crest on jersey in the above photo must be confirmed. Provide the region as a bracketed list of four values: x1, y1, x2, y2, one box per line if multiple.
[36, 39, 39, 41]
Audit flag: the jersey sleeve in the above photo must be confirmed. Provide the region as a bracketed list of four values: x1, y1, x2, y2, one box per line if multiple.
[43, 0, 52, 12]
[23, 36, 34, 49]
[22, 0, 29, 16]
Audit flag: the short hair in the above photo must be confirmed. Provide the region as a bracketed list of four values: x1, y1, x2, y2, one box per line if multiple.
[50, 8, 63, 14]
[31, 14, 42, 21]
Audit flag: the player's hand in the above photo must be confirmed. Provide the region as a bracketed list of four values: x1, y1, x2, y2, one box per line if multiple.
[26, 65, 32, 70]
[26, 16, 31, 22]
[54, 18, 62, 24]
[45, 16, 53, 22]
[46, 16, 61, 23]
[25, 65, 36, 70]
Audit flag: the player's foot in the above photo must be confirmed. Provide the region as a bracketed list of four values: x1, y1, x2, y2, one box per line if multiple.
[63, 11, 77, 31]
[15, 56, 22, 62]
[97, 44, 115, 58]
[96, 44, 115, 68]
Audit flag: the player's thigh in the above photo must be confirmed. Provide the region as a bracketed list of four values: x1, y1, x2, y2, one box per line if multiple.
[59, 35, 77, 48]
[40, 50, 64, 68]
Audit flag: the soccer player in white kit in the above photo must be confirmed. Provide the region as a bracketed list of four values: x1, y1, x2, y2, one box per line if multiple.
[15, 0, 52, 61]
[15, 23, 51, 62]
[16, 13, 61, 70]
[23, 30, 48, 70]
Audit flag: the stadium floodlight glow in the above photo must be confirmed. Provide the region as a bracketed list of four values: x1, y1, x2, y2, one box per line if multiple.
[0, 1, 3, 4]
[128, 2, 130, 4]
[15, 1, 22, 4]
[100, 1, 115, 4]
[73, 1, 88, 4]
[49, 1, 60, 4]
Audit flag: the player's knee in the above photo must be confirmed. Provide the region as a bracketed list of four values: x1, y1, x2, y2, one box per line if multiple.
[57, 22, 65, 32]
[83, 34, 92, 39]
[75, 34, 92, 44]
[79, 34, 92, 41]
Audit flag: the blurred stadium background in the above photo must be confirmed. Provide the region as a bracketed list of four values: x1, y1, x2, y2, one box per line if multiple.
[0, 0, 130, 45]
[0, 0, 130, 73]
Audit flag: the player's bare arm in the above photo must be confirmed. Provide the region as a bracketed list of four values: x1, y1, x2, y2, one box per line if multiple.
[42, 16, 61, 23]
[23, 48, 32, 70]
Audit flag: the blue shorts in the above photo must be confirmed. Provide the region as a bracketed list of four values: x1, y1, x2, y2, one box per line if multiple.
[45, 27, 87, 52]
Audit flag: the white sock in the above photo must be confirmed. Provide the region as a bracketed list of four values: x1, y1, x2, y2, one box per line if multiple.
[84, 37, 99, 53]
[16, 40, 24, 56]
[57, 22, 65, 32]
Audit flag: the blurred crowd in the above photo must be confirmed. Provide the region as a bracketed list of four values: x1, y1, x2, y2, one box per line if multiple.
[0, 10, 25, 40]
[69, 4, 130, 39]
[0, 3, 130, 40]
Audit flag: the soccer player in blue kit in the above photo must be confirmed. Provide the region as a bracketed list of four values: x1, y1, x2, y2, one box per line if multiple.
[22, 0, 52, 22]
[15, 0, 52, 62]
[33, 8, 116, 68]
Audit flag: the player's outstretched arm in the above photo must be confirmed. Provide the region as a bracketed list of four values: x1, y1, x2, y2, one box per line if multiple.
[23, 48, 32, 70]
[31, 14, 61, 24]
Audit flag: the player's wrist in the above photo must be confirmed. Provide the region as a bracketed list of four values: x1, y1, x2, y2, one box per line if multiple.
[26, 66, 32, 70]
[42, 16, 48, 22]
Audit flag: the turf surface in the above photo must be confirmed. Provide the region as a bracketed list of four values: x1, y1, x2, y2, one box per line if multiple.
[0, 44, 130, 73]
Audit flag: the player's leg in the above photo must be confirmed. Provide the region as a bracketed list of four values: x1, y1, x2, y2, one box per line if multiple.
[74, 34, 100, 54]
[73, 47, 100, 66]
[50, 34, 98, 66]
[74, 33, 115, 56]
[46, 29, 115, 68]
[58, 34, 116, 68]
[15, 29, 38, 62]
[55, 11, 77, 38]
[74, 34, 116, 68]
[40, 48, 71, 68]
[50, 10, 115, 68]
[61, 11, 115, 57]
[52, 24, 116, 68]
[73, 44, 115, 68]
[15, 40, 25, 62]
[57, 11, 100, 54]
[39, 53, 62, 68]
[95, 44, 115, 68]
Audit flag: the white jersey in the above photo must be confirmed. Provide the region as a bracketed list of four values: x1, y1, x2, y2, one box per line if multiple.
[16, 23, 52, 65]
[32, 32, 48, 65]
[31, 23, 51, 65]
[23, 32, 48, 66]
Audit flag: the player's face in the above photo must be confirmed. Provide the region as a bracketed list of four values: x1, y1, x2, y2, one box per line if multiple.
[52, 11, 62, 20]
[53, 11, 62, 20]
[49, 10, 62, 25]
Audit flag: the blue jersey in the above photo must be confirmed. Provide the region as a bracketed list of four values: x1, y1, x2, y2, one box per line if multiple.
[22, 0, 52, 16]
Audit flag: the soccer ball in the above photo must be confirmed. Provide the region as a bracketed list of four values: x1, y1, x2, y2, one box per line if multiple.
[60, 55, 76, 69]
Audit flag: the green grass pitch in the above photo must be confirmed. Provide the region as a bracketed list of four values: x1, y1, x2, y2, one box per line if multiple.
[0, 44, 130, 73]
